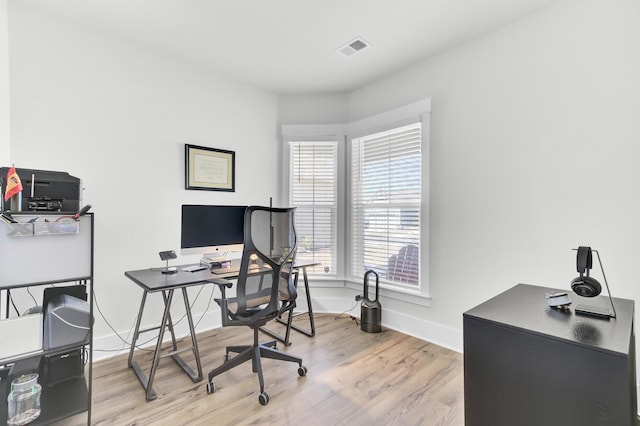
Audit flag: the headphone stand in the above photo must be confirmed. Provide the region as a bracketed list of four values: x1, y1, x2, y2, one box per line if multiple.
[575, 304, 613, 318]
[573, 248, 616, 319]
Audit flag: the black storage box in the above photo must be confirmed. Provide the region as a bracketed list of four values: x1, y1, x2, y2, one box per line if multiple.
[41, 349, 83, 387]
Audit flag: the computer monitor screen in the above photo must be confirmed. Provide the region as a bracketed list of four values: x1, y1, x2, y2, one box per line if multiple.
[180, 205, 247, 257]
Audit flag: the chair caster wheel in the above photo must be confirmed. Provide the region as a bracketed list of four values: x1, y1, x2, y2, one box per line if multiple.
[298, 366, 308, 376]
[206, 381, 216, 394]
[258, 391, 269, 405]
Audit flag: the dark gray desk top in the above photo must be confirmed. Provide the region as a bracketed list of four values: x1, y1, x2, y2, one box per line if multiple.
[464, 283, 635, 357]
[125, 260, 319, 293]
[125, 267, 223, 292]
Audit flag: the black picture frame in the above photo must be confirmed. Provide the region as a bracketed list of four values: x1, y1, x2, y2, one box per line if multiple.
[185, 144, 235, 192]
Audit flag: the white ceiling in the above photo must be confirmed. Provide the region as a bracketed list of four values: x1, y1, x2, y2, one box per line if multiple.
[18, 0, 564, 94]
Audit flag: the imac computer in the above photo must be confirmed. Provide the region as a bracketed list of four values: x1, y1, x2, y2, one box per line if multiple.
[180, 205, 247, 265]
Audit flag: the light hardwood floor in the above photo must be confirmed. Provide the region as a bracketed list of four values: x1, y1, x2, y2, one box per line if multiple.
[60, 313, 463, 425]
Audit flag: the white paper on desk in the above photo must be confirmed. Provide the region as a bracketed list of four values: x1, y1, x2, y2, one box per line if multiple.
[0, 314, 43, 360]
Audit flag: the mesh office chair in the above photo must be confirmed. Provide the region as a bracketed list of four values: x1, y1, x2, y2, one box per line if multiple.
[205, 206, 307, 405]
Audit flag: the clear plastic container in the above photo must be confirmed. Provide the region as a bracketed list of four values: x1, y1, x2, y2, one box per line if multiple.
[7, 373, 41, 426]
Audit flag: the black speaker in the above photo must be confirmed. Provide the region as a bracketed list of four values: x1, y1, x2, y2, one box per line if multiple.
[570, 246, 602, 297]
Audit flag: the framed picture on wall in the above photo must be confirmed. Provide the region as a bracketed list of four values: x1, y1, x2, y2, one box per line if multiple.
[185, 144, 235, 192]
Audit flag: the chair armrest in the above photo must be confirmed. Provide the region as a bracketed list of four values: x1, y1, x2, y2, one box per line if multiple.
[208, 277, 234, 325]
[207, 277, 233, 288]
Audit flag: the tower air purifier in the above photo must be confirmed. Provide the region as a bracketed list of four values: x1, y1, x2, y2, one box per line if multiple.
[361, 270, 382, 333]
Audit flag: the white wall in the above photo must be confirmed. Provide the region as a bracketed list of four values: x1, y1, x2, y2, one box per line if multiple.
[7, 3, 279, 354]
[278, 93, 349, 124]
[280, 0, 640, 351]
[0, 0, 9, 162]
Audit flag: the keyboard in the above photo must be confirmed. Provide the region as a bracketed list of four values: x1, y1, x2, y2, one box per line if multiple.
[211, 267, 240, 275]
[182, 265, 207, 273]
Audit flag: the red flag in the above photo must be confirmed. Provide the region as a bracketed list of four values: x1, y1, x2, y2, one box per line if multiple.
[4, 166, 23, 202]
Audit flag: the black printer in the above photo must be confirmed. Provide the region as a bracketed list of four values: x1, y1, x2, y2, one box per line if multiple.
[0, 167, 81, 213]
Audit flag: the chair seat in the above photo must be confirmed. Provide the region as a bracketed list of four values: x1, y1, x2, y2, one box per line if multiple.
[217, 288, 271, 315]
[217, 290, 295, 317]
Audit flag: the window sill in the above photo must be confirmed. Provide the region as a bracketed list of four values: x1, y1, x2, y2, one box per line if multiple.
[302, 274, 431, 307]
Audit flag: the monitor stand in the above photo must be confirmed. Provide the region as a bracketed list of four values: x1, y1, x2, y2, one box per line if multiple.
[200, 254, 231, 268]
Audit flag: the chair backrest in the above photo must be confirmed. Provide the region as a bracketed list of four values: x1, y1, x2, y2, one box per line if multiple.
[229, 206, 297, 326]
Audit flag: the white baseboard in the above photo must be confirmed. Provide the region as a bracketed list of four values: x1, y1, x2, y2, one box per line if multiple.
[378, 309, 462, 353]
[307, 293, 462, 353]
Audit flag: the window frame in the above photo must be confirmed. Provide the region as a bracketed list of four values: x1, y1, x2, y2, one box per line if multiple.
[281, 125, 346, 280]
[350, 122, 422, 289]
[346, 100, 431, 302]
[282, 99, 431, 305]
[288, 140, 338, 277]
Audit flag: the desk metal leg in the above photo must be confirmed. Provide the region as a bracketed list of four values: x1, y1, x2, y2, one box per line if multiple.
[129, 288, 203, 401]
[162, 290, 179, 352]
[143, 289, 174, 401]
[259, 272, 297, 346]
[275, 267, 316, 337]
[128, 289, 161, 401]
[128, 290, 148, 368]
[171, 287, 202, 382]
[261, 266, 316, 345]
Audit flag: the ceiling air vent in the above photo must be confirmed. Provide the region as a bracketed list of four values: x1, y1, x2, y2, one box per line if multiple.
[336, 37, 370, 57]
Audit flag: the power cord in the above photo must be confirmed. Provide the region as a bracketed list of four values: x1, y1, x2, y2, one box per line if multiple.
[92, 287, 155, 355]
[334, 298, 360, 327]
[92, 282, 216, 358]
[8, 290, 20, 317]
[6, 284, 54, 318]
[26, 287, 38, 306]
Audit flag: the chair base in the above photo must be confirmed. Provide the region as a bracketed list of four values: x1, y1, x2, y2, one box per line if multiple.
[206, 328, 306, 405]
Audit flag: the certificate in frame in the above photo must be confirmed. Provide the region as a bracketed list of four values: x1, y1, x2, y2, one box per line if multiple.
[185, 144, 235, 192]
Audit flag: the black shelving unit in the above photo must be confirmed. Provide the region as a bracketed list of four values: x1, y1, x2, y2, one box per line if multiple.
[0, 213, 93, 425]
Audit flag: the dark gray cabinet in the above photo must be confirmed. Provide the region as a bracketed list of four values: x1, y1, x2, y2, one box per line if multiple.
[464, 283, 637, 426]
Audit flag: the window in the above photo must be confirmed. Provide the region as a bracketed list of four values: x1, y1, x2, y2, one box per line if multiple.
[350, 122, 422, 288]
[283, 99, 430, 300]
[289, 141, 338, 276]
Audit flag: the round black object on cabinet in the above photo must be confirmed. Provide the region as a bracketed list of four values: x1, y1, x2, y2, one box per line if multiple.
[570, 246, 602, 297]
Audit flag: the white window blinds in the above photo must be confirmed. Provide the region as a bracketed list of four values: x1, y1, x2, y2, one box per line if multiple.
[351, 122, 421, 286]
[289, 141, 338, 275]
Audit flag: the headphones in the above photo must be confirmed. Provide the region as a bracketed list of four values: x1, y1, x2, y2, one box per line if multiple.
[570, 246, 602, 297]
